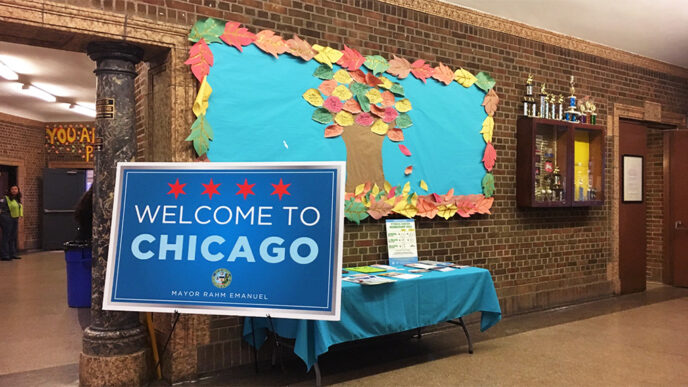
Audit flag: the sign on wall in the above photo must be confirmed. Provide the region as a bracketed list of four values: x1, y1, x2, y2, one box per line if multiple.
[103, 162, 345, 320]
[45, 123, 95, 162]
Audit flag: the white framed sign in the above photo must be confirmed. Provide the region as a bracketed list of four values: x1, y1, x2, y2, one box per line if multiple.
[622, 155, 643, 203]
[385, 219, 418, 265]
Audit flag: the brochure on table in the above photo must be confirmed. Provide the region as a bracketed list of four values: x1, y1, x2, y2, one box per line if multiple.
[385, 219, 418, 265]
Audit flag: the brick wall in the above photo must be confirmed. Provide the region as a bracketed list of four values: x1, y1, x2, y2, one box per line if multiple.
[0, 113, 47, 249]
[51, 0, 688, 377]
[646, 129, 664, 281]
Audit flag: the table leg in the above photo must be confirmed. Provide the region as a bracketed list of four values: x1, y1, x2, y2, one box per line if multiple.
[447, 317, 473, 354]
[414, 327, 423, 339]
[314, 362, 322, 387]
[250, 317, 259, 373]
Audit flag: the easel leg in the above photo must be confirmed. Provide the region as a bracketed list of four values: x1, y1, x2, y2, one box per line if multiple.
[250, 317, 258, 373]
[314, 362, 322, 387]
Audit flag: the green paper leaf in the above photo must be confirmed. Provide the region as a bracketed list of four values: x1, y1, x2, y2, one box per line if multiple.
[188, 18, 225, 44]
[313, 64, 335, 80]
[349, 82, 369, 96]
[312, 107, 333, 124]
[475, 72, 496, 91]
[363, 55, 389, 76]
[390, 82, 405, 97]
[355, 93, 370, 113]
[482, 172, 495, 198]
[395, 113, 413, 129]
[186, 114, 214, 156]
[344, 198, 369, 224]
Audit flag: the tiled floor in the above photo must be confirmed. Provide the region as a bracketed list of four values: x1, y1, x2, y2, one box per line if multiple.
[1, 251, 687, 386]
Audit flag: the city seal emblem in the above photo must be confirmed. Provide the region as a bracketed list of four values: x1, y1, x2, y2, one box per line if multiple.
[211, 268, 232, 289]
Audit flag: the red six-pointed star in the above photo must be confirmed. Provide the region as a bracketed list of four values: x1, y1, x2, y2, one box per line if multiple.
[201, 179, 221, 199]
[270, 178, 291, 200]
[167, 178, 186, 199]
[235, 178, 256, 200]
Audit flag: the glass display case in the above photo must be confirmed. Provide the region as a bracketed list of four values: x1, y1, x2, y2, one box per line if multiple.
[572, 125, 605, 206]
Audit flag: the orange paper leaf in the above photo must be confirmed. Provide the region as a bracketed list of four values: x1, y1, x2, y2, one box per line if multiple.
[349, 69, 366, 83]
[482, 142, 497, 171]
[254, 30, 288, 58]
[432, 62, 454, 85]
[474, 196, 494, 214]
[370, 104, 385, 118]
[220, 21, 256, 52]
[482, 89, 500, 116]
[337, 45, 366, 70]
[387, 55, 412, 79]
[324, 124, 344, 138]
[342, 99, 362, 114]
[410, 59, 434, 83]
[455, 198, 477, 218]
[387, 128, 404, 142]
[399, 144, 411, 156]
[404, 165, 413, 175]
[318, 79, 337, 96]
[365, 72, 382, 87]
[381, 91, 396, 107]
[285, 34, 315, 61]
[416, 196, 438, 219]
[184, 39, 214, 82]
[367, 196, 394, 220]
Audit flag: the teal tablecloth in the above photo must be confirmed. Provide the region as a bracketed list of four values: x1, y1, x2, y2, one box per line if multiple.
[243, 266, 501, 370]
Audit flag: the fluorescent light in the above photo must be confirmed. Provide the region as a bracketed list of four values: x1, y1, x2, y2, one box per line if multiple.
[0, 60, 18, 81]
[70, 103, 96, 117]
[21, 83, 56, 102]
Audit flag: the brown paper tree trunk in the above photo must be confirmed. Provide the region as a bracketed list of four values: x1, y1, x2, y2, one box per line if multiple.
[340, 123, 386, 192]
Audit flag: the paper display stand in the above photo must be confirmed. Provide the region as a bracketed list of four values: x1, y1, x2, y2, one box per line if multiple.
[385, 219, 418, 265]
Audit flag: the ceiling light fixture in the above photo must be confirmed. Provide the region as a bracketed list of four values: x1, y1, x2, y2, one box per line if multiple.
[0, 60, 19, 81]
[21, 83, 57, 102]
[69, 103, 97, 117]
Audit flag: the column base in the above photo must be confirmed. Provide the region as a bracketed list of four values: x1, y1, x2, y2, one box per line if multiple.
[80, 348, 151, 387]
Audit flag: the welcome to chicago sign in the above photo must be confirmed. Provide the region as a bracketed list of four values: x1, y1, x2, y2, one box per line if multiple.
[103, 162, 345, 320]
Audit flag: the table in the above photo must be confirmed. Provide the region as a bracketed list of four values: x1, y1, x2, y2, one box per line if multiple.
[243, 266, 501, 378]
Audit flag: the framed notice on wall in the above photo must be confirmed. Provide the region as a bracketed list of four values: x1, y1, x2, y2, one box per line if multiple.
[622, 155, 643, 203]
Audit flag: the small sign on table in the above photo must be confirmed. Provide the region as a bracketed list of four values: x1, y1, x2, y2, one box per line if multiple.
[385, 219, 418, 265]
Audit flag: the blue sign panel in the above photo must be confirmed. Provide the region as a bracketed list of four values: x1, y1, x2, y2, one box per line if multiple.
[103, 162, 345, 320]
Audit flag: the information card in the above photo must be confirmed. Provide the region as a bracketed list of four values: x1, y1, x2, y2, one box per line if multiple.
[385, 219, 418, 265]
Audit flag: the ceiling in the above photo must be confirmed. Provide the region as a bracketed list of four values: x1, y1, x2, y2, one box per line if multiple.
[443, 0, 688, 68]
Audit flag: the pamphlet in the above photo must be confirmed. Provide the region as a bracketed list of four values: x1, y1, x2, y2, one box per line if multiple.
[377, 272, 422, 280]
[342, 274, 396, 285]
[347, 266, 386, 274]
[370, 264, 396, 271]
[404, 262, 437, 270]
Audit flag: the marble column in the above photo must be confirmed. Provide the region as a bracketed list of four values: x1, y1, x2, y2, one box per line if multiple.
[80, 42, 150, 387]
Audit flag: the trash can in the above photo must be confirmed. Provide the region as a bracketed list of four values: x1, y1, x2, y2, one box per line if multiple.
[64, 241, 92, 308]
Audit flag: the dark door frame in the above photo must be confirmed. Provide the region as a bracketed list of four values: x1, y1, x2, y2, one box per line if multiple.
[662, 129, 688, 285]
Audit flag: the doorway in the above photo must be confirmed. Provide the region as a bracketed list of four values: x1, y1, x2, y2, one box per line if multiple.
[665, 130, 688, 287]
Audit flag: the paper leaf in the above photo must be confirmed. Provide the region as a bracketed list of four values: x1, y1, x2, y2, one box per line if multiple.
[482, 173, 495, 198]
[415, 197, 437, 219]
[192, 76, 212, 117]
[482, 142, 497, 171]
[356, 93, 371, 113]
[286, 34, 315, 61]
[313, 64, 335, 80]
[335, 111, 354, 126]
[349, 82, 369, 96]
[318, 80, 337, 96]
[303, 88, 324, 107]
[312, 44, 343, 68]
[185, 39, 214, 82]
[378, 76, 393, 89]
[420, 180, 428, 191]
[363, 55, 389, 75]
[189, 17, 224, 43]
[481, 116, 494, 143]
[312, 108, 333, 124]
[390, 83, 405, 97]
[432, 63, 454, 85]
[381, 91, 396, 108]
[393, 200, 417, 218]
[454, 68, 477, 88]
[349, 69, 366, 83]
[354, 183, 365, 197]
[345, 198, 369, 224]
[475, 196, 494, 214]
[333, 70, 353, 84]
[475, 71, 496, 91]
[365, 88, 383, 104]
[323, 96, 343, 113]
[388, 128, 404, 142]
[394, 99, 412, 113]
[364, 72, 382, 88]
[337, 45, 366, 70]
[382, 108, 398, 123]
[383, 181, 392, 193]
[186, 114, 213, 156]
[482, 89, 500, 116]
[324, 124, 344, 138]
[332, 85, 353, 101]
[254, 30, 288, 58]
[455, 198, 477, 218]
[220, 21, 256, 52]
[387, 55, 411, 79]
[437, 203, 457, 220]
[396, 113, 413, 129]
[367, 196, 393, 220]
[402, 182, 411, 196]
[370, 104, 385, 118]
[399, 144, 411, 156]
[343, 99, 362, 114]
[355, 112, 374, 126]
[404, 165, 413, 175]
[410, 59, 434, 83]
[370, 119, 388, 135]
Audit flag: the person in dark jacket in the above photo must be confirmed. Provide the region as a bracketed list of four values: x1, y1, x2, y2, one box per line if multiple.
[73, 186, 92, 242]
[0, 185, 23, 261]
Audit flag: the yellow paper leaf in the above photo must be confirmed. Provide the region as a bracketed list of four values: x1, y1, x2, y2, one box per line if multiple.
[454, 68, 477, 88]
[371, 184, 380, 197]
[354, 183, 365, 196]
[378, 76, 393, 89]
[437, 203, 457, 219]
[393, 196, 417, 218]
[361, 195, 370, 207]
[402, 181, 411, 195]
[333, 70, 352, 84]
[365, 88, 383, 104]
[370, 119, 388, 135]
[384, 196, 396, 206]
[192, 77, 212, 117]
[420, 180, 428, 191]
[332, 85, 353, 101]
[481, 116, 494, 143]
[312, 44, 343, 68]
[394, 98, 412, 113]
[335, 111, 354, 126]
[384, 181, 392, 193]
[302, 88, 324, 107]
[410, 193, 418, 206]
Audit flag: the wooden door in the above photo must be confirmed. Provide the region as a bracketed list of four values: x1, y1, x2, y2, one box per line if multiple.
[668, 130, 688, 287]
[619, 121, 647, 294]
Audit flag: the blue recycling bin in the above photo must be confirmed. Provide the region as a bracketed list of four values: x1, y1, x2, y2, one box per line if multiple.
[64, 241, 92, 308]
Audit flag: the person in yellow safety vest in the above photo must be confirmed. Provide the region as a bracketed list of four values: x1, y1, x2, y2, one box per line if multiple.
[0, 185, 23, 261]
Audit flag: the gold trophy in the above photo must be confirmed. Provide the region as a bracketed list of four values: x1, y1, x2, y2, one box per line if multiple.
[523, 74, 534, 116]
[539, 83, 548, 118]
